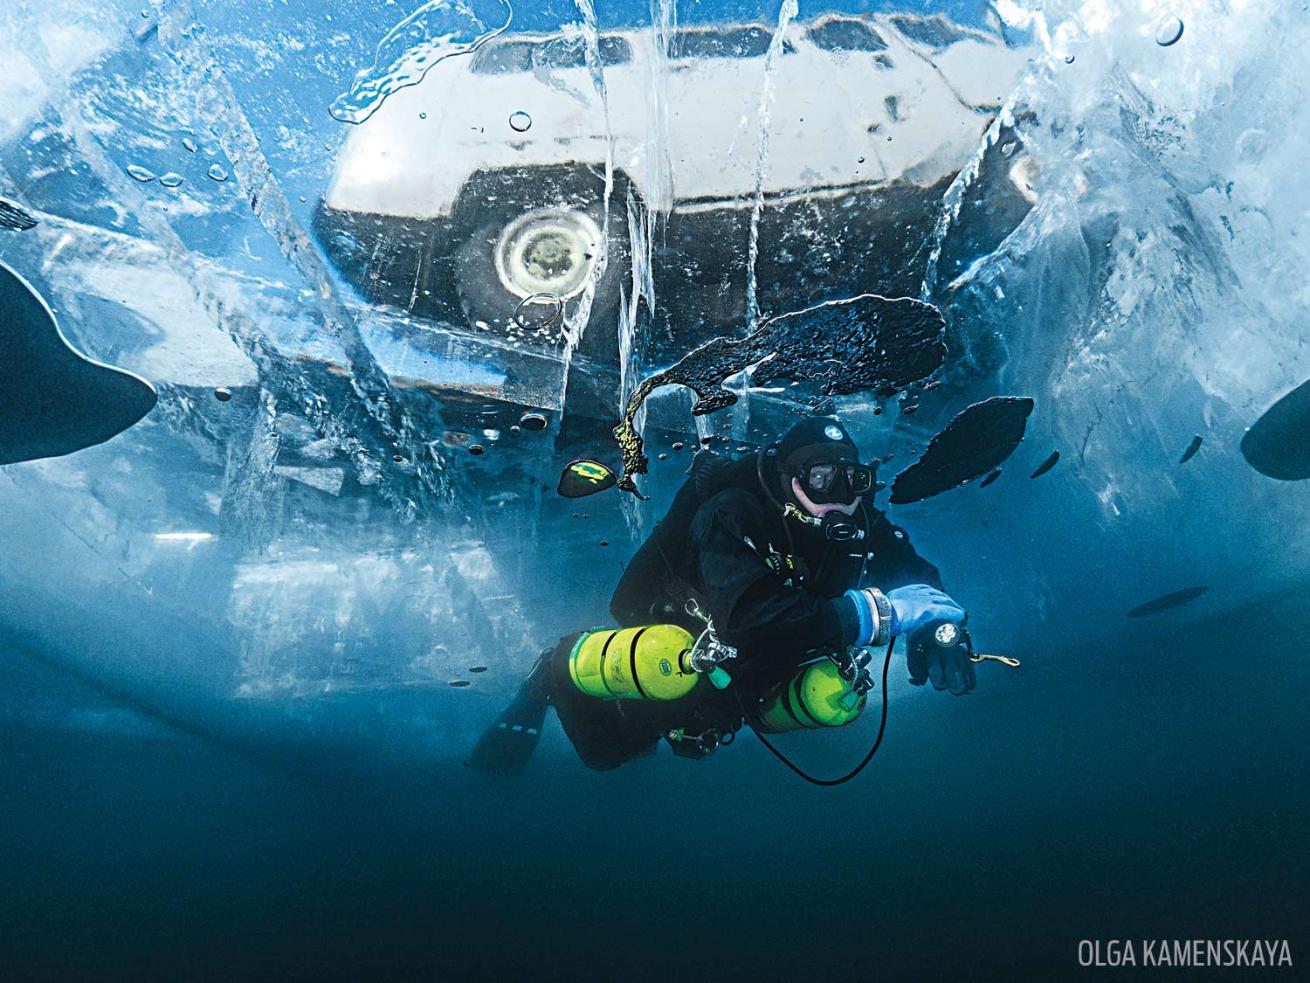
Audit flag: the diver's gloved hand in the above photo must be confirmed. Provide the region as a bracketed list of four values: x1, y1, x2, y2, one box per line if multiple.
[906, 628, 976, 695]
[886, 585, 965, 638]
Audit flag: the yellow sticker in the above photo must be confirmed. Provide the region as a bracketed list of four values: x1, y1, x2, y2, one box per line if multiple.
[571, 461, 611, 484]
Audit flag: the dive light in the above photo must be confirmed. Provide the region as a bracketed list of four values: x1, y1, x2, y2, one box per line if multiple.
[922, 618, 1020, 667]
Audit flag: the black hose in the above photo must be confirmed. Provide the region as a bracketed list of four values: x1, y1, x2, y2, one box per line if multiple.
[745, 638, 896, 787]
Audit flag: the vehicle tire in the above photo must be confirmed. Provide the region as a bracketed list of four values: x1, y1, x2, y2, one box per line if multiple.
[449, 168, 630, 361]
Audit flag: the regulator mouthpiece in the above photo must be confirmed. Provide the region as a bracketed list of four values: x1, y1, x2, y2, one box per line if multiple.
[821, 511, 865, 542]
[783, 503, 866, 542]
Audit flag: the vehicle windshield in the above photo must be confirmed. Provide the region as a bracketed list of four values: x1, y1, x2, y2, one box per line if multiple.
[671, 25, 794, 59]
[889, 14, 980, 48]
[806, 18, 889, 52]
[472, 34, 632, 74]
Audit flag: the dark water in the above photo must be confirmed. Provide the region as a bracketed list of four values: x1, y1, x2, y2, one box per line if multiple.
[3, 593, 1306, 981]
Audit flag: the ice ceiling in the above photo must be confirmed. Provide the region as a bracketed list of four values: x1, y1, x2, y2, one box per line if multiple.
[0, 0, 1307, 764]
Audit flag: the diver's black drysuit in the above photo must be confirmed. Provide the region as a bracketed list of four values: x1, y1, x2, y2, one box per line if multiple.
[547, 450, 944, 770]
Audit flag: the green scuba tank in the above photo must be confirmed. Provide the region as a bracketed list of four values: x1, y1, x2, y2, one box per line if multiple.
[567, 625, 700, 701]
[756, 660, 866, 733]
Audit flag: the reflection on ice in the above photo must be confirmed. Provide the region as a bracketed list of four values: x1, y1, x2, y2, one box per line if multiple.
[318, 8, 1031, 358]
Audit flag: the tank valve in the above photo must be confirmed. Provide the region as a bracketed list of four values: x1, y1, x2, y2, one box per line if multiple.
[684, 598, 738, 688]
[832, 646, 877, 711]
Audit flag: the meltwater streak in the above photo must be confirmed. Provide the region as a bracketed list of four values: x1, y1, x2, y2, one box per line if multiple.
[555, 0, 617, 413]
[743, 0, 798, 331]
[616, 0, 676, 515]
[573, 0, 616, 340]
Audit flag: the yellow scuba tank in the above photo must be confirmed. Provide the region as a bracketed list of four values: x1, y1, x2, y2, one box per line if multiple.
[756, 660, 866, 733]
[567, 625, 700, 701]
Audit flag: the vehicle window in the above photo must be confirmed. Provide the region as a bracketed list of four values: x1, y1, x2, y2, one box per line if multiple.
[471, 40, 533, 74]
[889, 15, 973, 49]
[471, 35, 631, 74]
[807, 18, 888, 53]
[598, 36, 632, 66]
[535, 38, 587, 69]
[672, 26, 793, 60]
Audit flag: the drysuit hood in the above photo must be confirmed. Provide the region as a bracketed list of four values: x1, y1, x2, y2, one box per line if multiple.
[776, 416, 861, 508]
[777, 416, 859, 468]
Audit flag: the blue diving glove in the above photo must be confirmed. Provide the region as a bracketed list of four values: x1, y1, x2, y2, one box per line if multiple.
[843, 584, 966, 647]
[886, 584, 965, 638]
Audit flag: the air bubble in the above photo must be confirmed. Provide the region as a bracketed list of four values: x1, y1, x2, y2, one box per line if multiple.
[419, 112, 427, 119]
[1063, 53, 1075, 64]
[1236, 129, 1268, 162]
[468, 444, 485, 455]
[508, 110, 532, 132]
[158, 172, 184, 188]
[1001, 142, 1017, 158]
[513, 292, 563, 332]
[182, 136, 198, 153]
[671, 441, 684, 451]
[519, 411, 548, 431]
[127, 164, 156, 183]
[1155, 15, 1184, 47]
[206, 164, 228, 182]
[214, 387, 232, 402]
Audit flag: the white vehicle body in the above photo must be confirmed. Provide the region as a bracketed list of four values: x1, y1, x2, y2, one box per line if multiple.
[327, 14, 1024, 217]
[317, 13, 1034, 358]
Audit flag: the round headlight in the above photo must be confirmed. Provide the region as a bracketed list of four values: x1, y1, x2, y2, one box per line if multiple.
[494, 209, 603, 300]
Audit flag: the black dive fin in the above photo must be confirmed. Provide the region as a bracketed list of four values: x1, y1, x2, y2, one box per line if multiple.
[467, 656, 550, 774]
[0, 262, 156, 465]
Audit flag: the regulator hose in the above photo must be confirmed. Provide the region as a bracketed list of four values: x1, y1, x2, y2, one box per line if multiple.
[744, 638, 896, 787]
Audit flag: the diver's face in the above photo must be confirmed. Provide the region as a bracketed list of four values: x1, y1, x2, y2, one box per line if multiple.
[787, 459, 873, 517]
[792, 476, 861, 518]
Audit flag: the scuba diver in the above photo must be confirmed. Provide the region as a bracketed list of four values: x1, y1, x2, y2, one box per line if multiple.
[470, 415, 974, 774]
